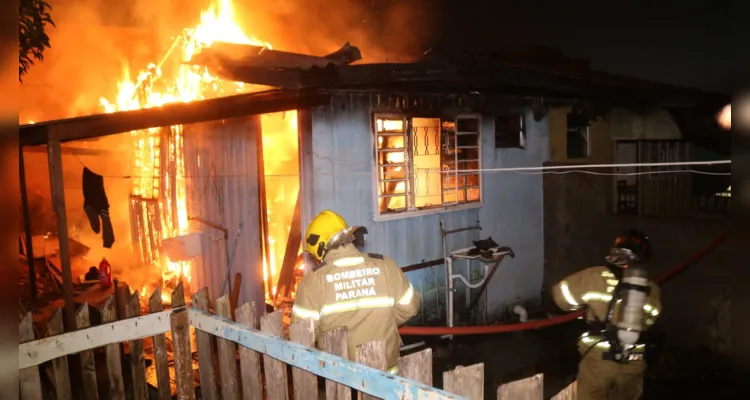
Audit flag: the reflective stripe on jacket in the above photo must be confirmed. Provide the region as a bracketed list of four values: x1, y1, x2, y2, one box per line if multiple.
[551, 266, 662, 354]
[291, 244, 420, 368]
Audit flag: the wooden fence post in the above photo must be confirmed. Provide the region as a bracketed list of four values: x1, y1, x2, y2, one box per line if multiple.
[48, 309, 73, 400]
[216, 295, 240, 400]
[289, 319, 318, 399]
[193, 288, 218, 400]
[355, 340, 387, 400]
[171, 309, 196, 400]
[126, 292, 148, 400]
[19, 313, 43, 400]
[149, 288, 171, 400]
[101, 296, 125, 400]
[551, 381, 577, 400]
[260, 310, 289, 400]
[171, 282, 186, 307]
[75, 303, 99, 400]
[443, 363, 484, 400]
[235, 302, 263, 400]
[319, 327, 351, 400]
[397, 348, 433, 386]
[497, 373, 543, 400]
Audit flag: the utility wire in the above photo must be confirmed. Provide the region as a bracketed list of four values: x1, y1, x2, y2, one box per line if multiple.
[57, 143, 731, 180]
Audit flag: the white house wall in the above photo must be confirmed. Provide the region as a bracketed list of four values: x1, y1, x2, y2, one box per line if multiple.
[309, 93, 548, 323]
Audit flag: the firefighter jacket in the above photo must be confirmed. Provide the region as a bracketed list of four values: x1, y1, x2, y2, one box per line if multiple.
[552, 266, 662, 356]
[291, 244, 420, 369]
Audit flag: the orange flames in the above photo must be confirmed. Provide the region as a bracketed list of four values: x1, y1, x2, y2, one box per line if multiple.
[99, 0, 299, 303]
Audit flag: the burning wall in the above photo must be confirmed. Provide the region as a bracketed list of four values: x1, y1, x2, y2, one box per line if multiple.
[21, 134, 141, 284]
[20, 0, 436, 304]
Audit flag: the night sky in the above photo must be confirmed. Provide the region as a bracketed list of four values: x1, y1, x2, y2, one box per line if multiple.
[433, 0, 744, 94]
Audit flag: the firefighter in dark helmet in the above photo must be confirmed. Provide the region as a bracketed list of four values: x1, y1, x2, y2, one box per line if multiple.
[291, 210, 420, 372]
[551, 229, 662, 400]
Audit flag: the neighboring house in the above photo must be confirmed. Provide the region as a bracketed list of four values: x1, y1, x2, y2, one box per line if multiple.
[19, 46, 729, 328]
[547, 104, 731, 217]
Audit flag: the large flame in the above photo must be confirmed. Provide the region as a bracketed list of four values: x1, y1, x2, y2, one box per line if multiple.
[99, 0, 298, 304]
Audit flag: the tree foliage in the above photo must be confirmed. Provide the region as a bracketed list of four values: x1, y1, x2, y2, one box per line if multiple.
[19, 0, 55, 82]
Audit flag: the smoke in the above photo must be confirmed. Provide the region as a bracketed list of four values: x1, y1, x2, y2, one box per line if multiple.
[234, 0, 439, 62]
[19, 0, 438, 122]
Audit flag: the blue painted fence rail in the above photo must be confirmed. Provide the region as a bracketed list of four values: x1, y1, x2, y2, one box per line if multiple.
[187, 308, 467, 400]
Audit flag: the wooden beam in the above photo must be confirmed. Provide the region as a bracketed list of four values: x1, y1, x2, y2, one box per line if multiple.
[47, 128, 75, 330]
[18, 308, 178, 369]
[20, 89, 330, 146]
[297, 108, 314, 261]
[256, 119, 274, 302]
[275, 192, 302, 300]
[19, 147, 37, 301]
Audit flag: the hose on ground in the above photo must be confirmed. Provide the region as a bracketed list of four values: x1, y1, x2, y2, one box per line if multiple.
[398, 232, 729, 336]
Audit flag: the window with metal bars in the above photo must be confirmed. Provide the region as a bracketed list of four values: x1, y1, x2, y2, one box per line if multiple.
[374, 114, 482, 216]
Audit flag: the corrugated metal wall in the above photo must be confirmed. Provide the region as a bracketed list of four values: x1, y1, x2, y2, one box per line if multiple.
[183, 116, 265, 317]
[309, 93, 548, 323]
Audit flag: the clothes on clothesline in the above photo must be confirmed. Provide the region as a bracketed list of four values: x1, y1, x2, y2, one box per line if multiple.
[82, 167, 115, 248]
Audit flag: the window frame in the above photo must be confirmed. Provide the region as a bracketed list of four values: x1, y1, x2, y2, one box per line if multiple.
[371, 112, 483, 222]
[494, 113, 526, 149]
[565, 120, 591, 159]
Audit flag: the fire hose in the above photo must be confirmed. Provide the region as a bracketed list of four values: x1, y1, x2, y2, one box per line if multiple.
[398, 232, 730, 336]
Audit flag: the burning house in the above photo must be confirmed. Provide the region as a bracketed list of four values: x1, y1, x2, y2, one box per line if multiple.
[18, 0, 727, 329]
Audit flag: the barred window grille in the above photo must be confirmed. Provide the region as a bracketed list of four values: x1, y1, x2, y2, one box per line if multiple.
[375, 115, 481, 215]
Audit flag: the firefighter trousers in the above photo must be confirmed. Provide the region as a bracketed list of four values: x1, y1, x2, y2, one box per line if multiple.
[577, 349, 646, 400]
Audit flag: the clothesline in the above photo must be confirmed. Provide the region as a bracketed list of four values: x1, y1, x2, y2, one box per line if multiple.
[61, 142, 731, 180]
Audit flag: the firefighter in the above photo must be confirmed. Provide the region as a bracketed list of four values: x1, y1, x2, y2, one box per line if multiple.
[551, 229, 662, 400]
[291, 210, 420, 372]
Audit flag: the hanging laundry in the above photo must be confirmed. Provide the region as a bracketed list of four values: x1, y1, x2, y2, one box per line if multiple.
[82, 167, 115, 248]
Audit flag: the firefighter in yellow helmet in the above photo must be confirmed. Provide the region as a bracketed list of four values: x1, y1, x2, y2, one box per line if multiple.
[551, 230, 662, 400]
[291, 210, 420, 372]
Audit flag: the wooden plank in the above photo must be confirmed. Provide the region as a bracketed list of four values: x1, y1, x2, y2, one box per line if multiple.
[289, 319, 318, 400]
[19, 147, 37, 301]
[355, 341, 387, 400]
[48, 309, 73, 400]
[75, 303, 99, 400]
[497, 373, 543, 400]
[126, 292, 149, 400]
[19, 313, 43, 400]
[149, 288, 171, 400]
[47, 133, 75, 330]
[192, 288, 218, 400]
[215, 295, 240, 400]
[275, 192, 302, 300]
[19, 90, 331, 146]
[101, 296, 126, 400]
[443, 363, 484, 400]
[20, 307, 176, 369]
[235, 302, 263, 400]
[171, 309, 196, 400]
[260, 310, 289, 400]
[397, 348, 433, 386]
[230, 273, 242, 318]
[189, 309, 464, 399]
[319, 327, 351, 400]
[550, 381, 577, 400]
[172, 281, 186, 307]
[256, 120, 274, 300]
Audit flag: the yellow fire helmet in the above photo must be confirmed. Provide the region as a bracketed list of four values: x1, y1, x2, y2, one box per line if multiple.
[304, 210, 349, 261]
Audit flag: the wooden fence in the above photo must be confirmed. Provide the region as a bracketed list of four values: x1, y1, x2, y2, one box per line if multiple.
[19, 283, 578, 399]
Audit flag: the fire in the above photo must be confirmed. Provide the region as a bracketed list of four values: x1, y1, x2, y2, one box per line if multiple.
[98, 0, 289, 302]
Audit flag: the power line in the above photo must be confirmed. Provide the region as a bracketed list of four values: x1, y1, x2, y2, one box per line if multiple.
[59, 148, 732, 180]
